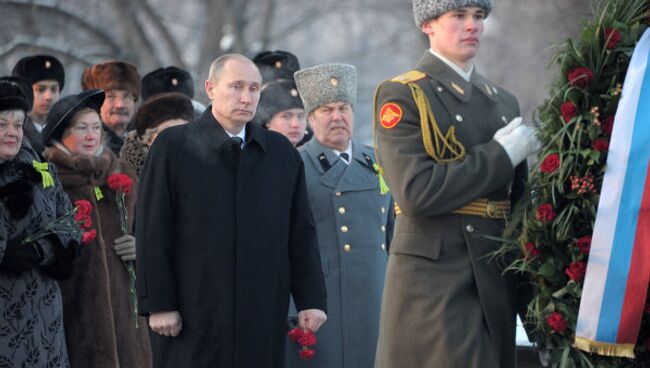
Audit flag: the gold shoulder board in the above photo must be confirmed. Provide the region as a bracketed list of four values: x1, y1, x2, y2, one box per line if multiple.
[390, 70, 426, 85]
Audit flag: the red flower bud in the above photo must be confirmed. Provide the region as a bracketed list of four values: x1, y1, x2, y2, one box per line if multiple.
[576, 236, 592, 254]
[299, 348, 315, 360]
[82, 229, 97, 245]
[561, 101, 577, 123]
[568, 67, 593, 89]
[536, 204, 556, 223]
[546, 312, 567, 333]
[566, 261, 587, 282]
[525, 242, 541, 258]
[591, 138, 609, 152]
[287, 328, 304, 343]
[539, 153, 560, 174]
[298, 331, 317, 347]
[604, 28, 622, 49]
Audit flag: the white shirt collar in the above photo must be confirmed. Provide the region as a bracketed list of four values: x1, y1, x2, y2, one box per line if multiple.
[225, 125, 247, 148]
[429, 49, 473, 82]
[332, 142, 352, 164]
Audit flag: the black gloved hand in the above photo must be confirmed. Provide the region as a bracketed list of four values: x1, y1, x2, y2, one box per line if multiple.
[0, 237, 44, 277]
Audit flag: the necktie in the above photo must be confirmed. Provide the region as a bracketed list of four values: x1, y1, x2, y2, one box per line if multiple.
[231, 136, 244, 150]
[340, 152, 350, 163]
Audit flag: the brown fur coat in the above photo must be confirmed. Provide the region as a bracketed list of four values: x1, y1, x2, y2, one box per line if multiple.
[43, 146, 151, 368]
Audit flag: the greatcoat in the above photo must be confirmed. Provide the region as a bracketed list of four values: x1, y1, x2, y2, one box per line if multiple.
[373, 51, 529, 368]
[136, 109, 327, 368]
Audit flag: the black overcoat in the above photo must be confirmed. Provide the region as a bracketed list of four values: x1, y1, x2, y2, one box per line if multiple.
[136, 109, 327, 368]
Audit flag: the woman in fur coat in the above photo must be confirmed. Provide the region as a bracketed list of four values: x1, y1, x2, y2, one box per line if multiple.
[42, 89, 151, 368]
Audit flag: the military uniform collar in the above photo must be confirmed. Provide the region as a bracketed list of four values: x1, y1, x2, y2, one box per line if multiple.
[196, 106, 268, 152]
[304, 138, 345, 173]
[415, 51, 499, 103]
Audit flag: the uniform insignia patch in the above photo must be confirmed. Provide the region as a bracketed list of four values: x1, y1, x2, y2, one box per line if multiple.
[379, 103, 403, 129]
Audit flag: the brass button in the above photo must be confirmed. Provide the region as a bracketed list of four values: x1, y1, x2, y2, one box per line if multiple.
[338, 207, 346, 215]
[455, 114, 463, 122]
[335, 191, 342, 196]
[381, 225, 386, 232]
[344, 244, 351, 252]
[465, 225, 475, 233]
[341, 226, 349, 233]
[381, 207, 386, 214]
[381, 243, 386, 250]
[436, 86, 443, 92]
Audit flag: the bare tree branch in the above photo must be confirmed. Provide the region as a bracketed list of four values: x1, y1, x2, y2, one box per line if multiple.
[139, 0, 187, 68]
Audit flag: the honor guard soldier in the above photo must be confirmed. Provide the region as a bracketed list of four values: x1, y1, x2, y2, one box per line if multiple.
[291, 63, 394, 368]
[373, 0, 541, 367]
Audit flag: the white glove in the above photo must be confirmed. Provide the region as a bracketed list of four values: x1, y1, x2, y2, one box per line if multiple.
[114, 234, 136, 262]
[494, 117, 523, 140]
[494, 121, 542, 167]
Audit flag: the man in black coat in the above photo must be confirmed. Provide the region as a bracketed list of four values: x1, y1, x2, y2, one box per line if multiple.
[136, 54, 327, 368]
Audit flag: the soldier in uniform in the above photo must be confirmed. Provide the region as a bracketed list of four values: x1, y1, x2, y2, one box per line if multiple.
[254, 79, 307, 146]
[291, 63, 394, 368]
[81, 60, 140, 154]
[373, 1, 541, 367]
[12, 55, 66, 153]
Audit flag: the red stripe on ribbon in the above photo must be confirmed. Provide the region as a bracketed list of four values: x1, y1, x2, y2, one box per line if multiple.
[617, 161, 650, 343]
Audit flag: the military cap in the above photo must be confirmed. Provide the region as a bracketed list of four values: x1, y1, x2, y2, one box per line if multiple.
[294, 63, 357, 115]
[141, 66, 195, 101]
[0, 78, 30, 113]
[0, 76, 33, 111]
[413, 0, 492, 27]
[81, 60, 140, 100]
[252, 50, 300, 84]
[43, 89, 104, 143]
[12, 54, 66, 90]
[255, 80, 304, 127]
[132, 92, 194, 137]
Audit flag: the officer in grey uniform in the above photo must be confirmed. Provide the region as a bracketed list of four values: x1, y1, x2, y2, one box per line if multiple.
[289, 63, 394, 368]
[373, 1, 541, 367]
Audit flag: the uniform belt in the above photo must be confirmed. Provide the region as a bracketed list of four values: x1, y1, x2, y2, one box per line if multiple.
[394, 198, 510, 219]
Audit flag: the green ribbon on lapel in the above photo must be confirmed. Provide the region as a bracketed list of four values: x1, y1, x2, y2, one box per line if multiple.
[95, 186, 104, 201]
[32, 160, 54, 189]
[372, 163, 390, 195]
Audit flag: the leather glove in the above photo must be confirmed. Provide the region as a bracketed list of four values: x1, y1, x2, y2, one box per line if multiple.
[0, 237, 44, 276]
[113, 234, 136, 262]
[494, 122, 542, 167]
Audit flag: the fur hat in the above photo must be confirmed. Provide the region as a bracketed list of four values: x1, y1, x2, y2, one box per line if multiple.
[132, 92, 194, 137]
[0, 76, 33, 111]
[294, 63, 357, 115]
[81, 60, 140, 100]
[141, 66, 195, 101]
[253, 50, 300, 84]
[0, 78, 30, 113]
[12, 54, 66, 90]
[255, 80, 304, 127]
[413, 0, 492, 27]
[43, 89, 104, 143]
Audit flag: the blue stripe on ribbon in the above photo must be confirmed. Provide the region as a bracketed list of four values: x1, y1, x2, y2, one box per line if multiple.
[596, 46, 650, 342]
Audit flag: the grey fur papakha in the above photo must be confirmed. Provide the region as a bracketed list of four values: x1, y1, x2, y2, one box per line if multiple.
[294, 63, 357, 114]
[412, 0, 492, 27]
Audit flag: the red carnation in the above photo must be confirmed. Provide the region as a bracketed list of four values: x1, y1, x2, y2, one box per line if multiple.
[298, 331, 317, 347]
[604, 28, 622, 49]
[566, 261, 587, 282]
[299, 348, 315, 360]
[82, 229, 97, 245]
[592, 138, 609, 152]
[107, 173, 133, 194]
[525, 242, 541, 258]
[561, 101, 577, 123]
[536, 204, 556, 223]
[74, 199, 92, 221]
[547, 312, 567, 333]
[603, 115, 615, 135]
[576, 236, 592, 254]
[568, 67, 593, 89]
[539, 153, 560, 174]
[288, 328, 304, 342]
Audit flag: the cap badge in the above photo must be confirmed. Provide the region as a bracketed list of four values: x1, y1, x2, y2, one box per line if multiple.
[275, 61, 283, 69]
[45, 60, 51, 69]
[171, 78, 179, 86]
[290, 88, 298, 97]
[330, 78, 338, 86]
[379, 103, 403, 129]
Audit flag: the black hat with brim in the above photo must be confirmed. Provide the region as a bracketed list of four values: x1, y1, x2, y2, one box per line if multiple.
[43, 89, 105, 144]
[0, 78, 30, 113]
[0, 76, 33, 110]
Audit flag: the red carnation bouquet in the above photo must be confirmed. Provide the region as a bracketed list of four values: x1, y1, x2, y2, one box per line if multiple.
[288, 328, 317, 360]
[107, 172, 138, 327]
[23, 198, 96, 246]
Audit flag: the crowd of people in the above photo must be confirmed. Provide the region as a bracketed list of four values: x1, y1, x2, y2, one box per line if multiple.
[0, 0, 543, 367]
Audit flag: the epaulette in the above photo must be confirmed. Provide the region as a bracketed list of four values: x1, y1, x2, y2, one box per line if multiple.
[390, 70, 426, 85]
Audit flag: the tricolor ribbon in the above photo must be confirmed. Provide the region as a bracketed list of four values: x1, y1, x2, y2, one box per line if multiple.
[32, 160, 54, 189]
[574, 29, 650, 358]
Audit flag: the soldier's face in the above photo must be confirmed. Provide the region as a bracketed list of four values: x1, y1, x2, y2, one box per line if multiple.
[205, 59, 262, 129]
[266, 108, 307, 146]
[308, 101, 353, 151]
[422, 7, 485, 66]
[100, 89, 135, 134]
[32, 80, 60, 119]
